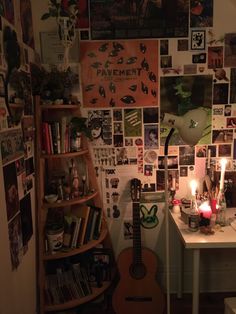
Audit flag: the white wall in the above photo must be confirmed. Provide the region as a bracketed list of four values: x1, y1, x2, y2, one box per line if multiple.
[29, 0, 236, 296]
[0, 140, 36, 314]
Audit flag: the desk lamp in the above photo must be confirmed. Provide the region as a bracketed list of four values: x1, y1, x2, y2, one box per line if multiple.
[161, 107, 208, 314]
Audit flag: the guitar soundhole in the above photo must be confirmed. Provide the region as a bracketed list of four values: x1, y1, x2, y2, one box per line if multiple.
[129, 263, 146, 279]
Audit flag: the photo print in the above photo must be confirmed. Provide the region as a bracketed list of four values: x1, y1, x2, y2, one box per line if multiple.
[20, 193, 33, 246]
[3, 161, 20, 221]
[177, 39, 189, 51]
[143, 107, 158, 123]
[8, 213, 23, 270]
[179, 146, 195, 165]
[212, 129, 233, 144]
[208, 46, 223, 69]
[88, 110, 112, 146]
[213, 83, 229, 104]
[158, 156, 178, 169]
[218, 144, 232, 157]
[226, 117, 236, 128]
[224, 33, 236, 67]
[230, 68, 236, 103]
[160, 40, 169, 55]
[190, 0, 213, 27]
[144, 124, 158, 149]
[160, 75, 212, 145]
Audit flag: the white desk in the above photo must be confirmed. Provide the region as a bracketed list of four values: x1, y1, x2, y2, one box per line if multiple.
[170, 209, 236, 314]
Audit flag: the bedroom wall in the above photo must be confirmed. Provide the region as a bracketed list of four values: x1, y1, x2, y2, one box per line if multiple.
[30, 0, 236, 296]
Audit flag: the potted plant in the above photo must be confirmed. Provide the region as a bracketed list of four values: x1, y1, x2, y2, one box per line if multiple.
[70, 116, 92, 151]
[30, 64, 79, 103]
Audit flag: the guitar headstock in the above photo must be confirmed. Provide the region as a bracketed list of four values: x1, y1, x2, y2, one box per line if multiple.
[130, 178, 141, 202]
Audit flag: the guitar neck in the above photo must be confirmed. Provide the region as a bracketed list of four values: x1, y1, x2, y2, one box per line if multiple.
[133, 201, 142, 264]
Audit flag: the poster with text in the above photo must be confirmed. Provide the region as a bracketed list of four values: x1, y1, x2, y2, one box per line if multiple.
[90, 0, 189, 39]
[80, 40, 158, 108]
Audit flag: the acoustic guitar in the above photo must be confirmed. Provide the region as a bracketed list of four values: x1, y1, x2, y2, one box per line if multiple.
[112, 178, 165, 314]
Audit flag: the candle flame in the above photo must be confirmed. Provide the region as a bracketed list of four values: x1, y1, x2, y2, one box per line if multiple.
[190, 180, 198, 196]
[220, 158, 227, 170]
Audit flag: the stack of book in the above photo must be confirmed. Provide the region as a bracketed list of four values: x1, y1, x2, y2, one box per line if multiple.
[45, 263, 91, 305]
[62, 206, 103, 250]
[41, 117, 73, 155]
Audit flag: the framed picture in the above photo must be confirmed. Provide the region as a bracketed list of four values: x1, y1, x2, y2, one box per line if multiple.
[191, 30, 205, 50]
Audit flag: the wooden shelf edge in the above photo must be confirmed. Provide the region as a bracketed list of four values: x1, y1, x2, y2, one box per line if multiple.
[44, 280, 112, 312]
[43, 191, 98, 208]
[40, 104, 80, 110]
[41, 149, 89, 159]
[43, 227, 108, 261]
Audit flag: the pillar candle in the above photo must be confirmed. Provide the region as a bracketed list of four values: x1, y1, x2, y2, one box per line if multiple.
[219, 158, 227, 191]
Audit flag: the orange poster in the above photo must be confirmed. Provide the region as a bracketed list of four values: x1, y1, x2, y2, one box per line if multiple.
[80, 40, 158, 108]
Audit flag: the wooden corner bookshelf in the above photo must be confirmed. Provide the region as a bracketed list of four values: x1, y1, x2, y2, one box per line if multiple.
[34, 95, 114, 313]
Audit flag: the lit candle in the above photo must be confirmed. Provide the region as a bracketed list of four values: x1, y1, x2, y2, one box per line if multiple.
[199, 201, 212, 219]
[207, 149, 211, 169]
[172, 177, 176, 190]
[219, 158, 227, 191]
[190, 180, 198, 197]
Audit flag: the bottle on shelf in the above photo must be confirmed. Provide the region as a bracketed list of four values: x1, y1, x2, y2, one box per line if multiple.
[216, 189, 227, 226]
[188, 199, 199, 232]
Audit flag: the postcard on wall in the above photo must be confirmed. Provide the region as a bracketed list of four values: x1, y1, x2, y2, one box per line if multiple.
[20, 0, 35, 48]
[40, 31, 79, 64]
[8, 213, 23, 270]
[80, 40, 158, 108]
[90, 0, 189, 39]
[190, 0, 213, 28]
[0, 128, 24, 165]
[20, 193, 33, 246]
[3, 161, 20, 221]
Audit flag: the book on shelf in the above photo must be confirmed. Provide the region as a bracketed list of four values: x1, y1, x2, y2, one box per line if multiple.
[75, 205, 91, 246]
[42, 122, 51, 154]
[92, 206, 102, 240]
[71, 216, 82, 249]
[72, 263, 91, 296]
[60, 116, 67, 154]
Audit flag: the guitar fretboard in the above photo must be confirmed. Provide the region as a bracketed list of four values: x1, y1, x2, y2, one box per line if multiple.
[133, 201, 142, 264]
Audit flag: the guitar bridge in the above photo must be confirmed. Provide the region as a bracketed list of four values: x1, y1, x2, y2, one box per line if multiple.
[125, 296, 152, 302]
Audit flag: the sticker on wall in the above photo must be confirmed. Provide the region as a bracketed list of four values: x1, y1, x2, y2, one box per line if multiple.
[140, 204, 158, 229]
[80, 40, 158, 108]
[124, 220, 133, 239]
[191, 30, 206, 50]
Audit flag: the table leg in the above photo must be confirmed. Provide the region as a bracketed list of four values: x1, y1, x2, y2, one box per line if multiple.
[192, 249, 200, 314]
[177, 239, 184, 298]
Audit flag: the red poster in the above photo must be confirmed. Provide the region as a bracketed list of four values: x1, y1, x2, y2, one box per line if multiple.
[80, 40, 158, 108]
